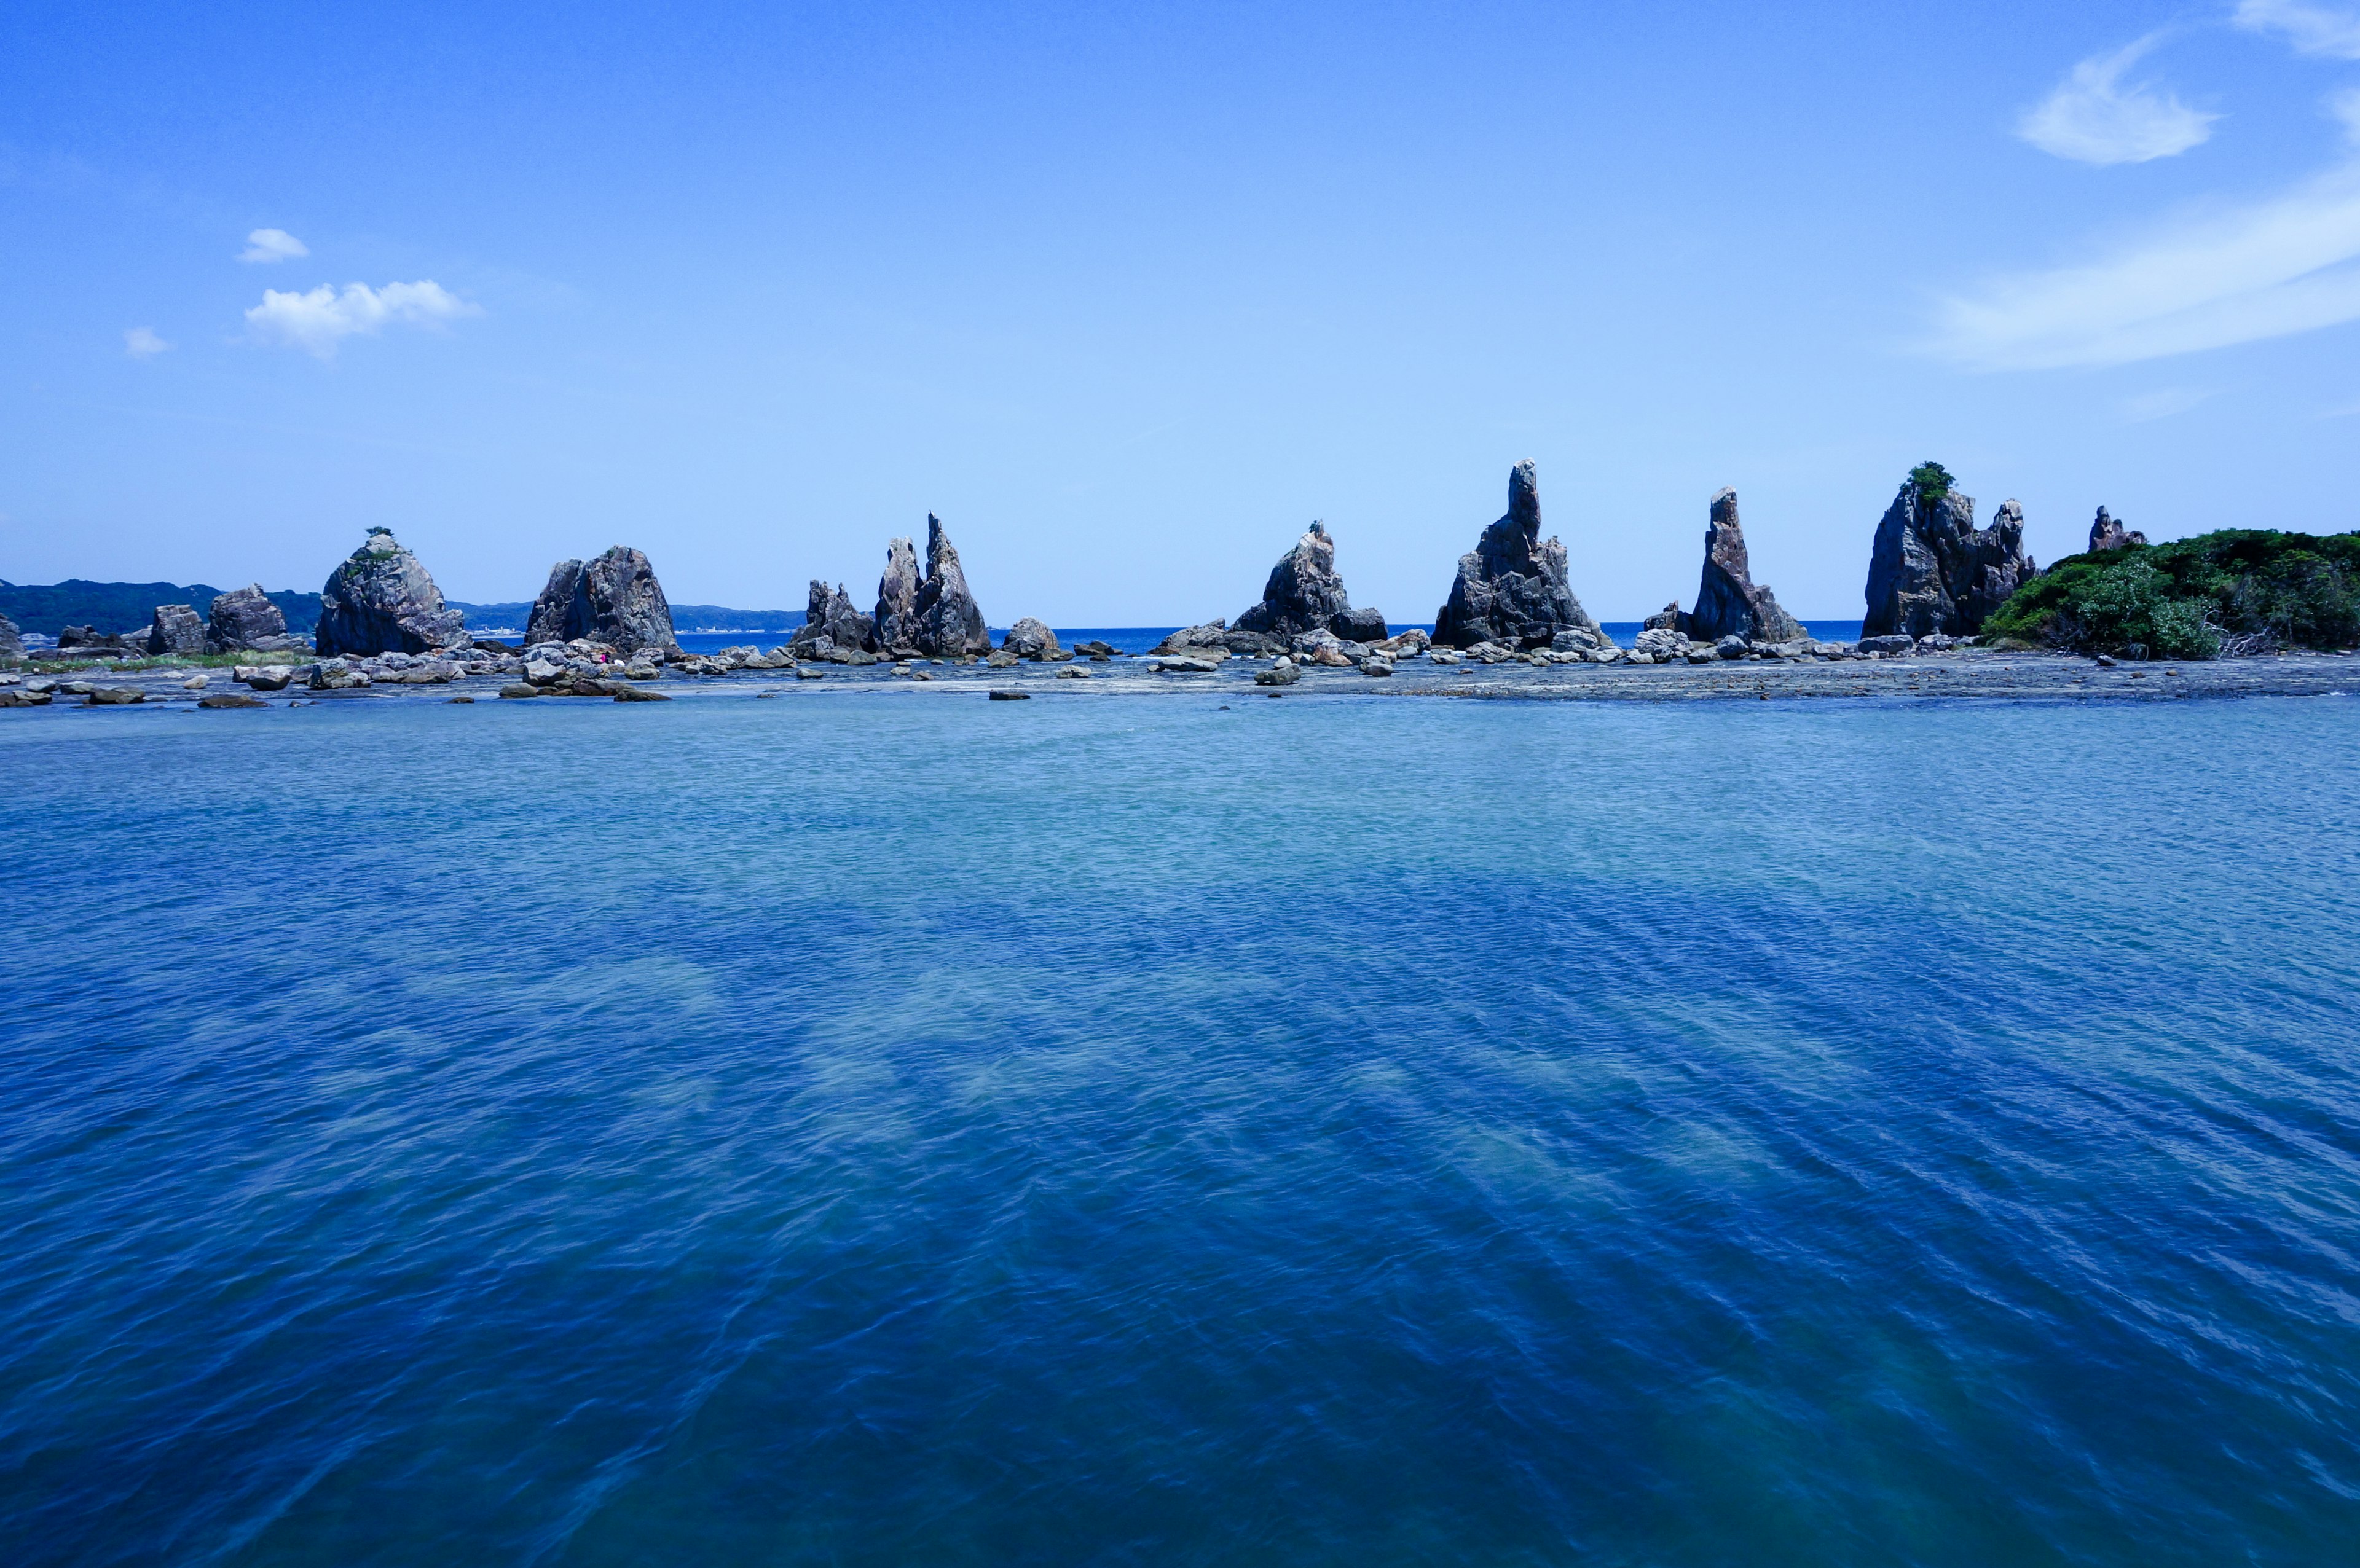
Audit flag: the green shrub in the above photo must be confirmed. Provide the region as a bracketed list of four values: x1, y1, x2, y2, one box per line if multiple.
[1981, 528, 2359, 657]
[1909, 461, 1954, 503]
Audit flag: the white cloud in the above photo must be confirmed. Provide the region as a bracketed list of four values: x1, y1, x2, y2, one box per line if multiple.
[2335, 86, 2360, 143]
[123, 326, 170, 358]
[2018, 35, 2217, 165]
[2235, 0, 2360, 58]
[244, 280, 481, 358]
[238, 227, 310, 264]
[2120, 386, 2214, 421]
[1927, 163, 2360, 368]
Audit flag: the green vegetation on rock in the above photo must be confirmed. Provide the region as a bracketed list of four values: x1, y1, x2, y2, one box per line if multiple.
[1982, 530, 2360, 659]
[1908, 461, 1954, 503]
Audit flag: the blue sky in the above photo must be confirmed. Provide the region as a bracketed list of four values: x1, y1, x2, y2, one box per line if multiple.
[4, 1, 2358, 622]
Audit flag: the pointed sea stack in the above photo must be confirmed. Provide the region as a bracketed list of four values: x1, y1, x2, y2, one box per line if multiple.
[315, 528, 469, 656]
[205, 584, 291, 653]
[1434, 461, 1602, 649]
[525, 546, 680, 653]
[1234, 522, 1388, 643]
[791, 581, 876, 653]
[1682, 489, 1802, 643]
[2087, 508, 2147, 554]
[1862, 464, 2035, 639]
[911, 514, 991, 656]
[873, 536, 922, 653]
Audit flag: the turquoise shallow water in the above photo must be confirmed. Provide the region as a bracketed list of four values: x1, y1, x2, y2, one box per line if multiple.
[4, 690, 2358, 1565]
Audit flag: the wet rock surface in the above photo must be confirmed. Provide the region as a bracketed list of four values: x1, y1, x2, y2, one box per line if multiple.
[1434, 461, 1603, 649]
[316, 529, 470, 656]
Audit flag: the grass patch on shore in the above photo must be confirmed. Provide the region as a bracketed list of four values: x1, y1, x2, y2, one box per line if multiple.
[13, 649, 306, 673]
[1983, 530, 2360, 659]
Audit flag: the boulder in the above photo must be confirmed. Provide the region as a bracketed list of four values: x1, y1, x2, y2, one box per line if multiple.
[316, 528, 470, 656]
[524, 546, 679, 653]
[911, 515, 993, 656]
[1074, 639, 1119, 657]
[0, 688, 51, 706]
[1713, 635, 1749, 660]
[873, 536, 922, 651]
[1359, 657, 1394, 677]
[2087, 507, 2147, 554]
[58, 625, 131, 652]
[790, 581, 877, 654]
[197, 692, 269, 709]
[1862, 466, 2036, 638]
[1150, 621, 1237, 657]
[1002, 617, 1066, 661]
[86, 687, 144, 705]
[0, 610, 24, 661]
[612, 684, 672, 702]
[1434, 460, 1604, 648]
[237, 666, 295, 691]
[1549, 627, 1605, 653]
[1858, 634, 1916, 656]
[1233, 522, 1390, 643]
[145, 604, 207, 657]
[1682, 489, 1803, 644]
[205, 584, 289, 653]
[1056, 665, 1090, 679]
[1148, 655, 1220, 673]
[1642, 602, 1682, 632]
[1634, 626, 1689, 659]
[1255, 660, 1303, 686]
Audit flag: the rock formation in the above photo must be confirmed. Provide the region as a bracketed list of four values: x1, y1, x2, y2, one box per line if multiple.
[910, 514, 991, 656]
[1433, 460, 1603, 649]
[1681, 489, 1803, 644]
[790, 581, 876, 654]
[145, 604, 207, 656]
[316, 528, 470, 656]
[0, 610, 21, 660]
[206, 584, 289, 653]
[2087, 508, 2147, 554]
[1862, 465, 2036, 639]
[1001, 617, 1066, 661]
[1233, 522, 1388, 643]
[873, 536, 922, 653]
[59, 626, 130, 651]
[524, 546, 679, 654]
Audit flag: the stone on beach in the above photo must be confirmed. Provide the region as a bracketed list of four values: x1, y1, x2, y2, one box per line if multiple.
[525, 546, 680, 654]
[1434, 460, 1605, 649]
[197, 692, 269, 709]
[315, 528, 470, 656]
[1862, 467, 2035, 639]
[1681, 488, 1803, 645]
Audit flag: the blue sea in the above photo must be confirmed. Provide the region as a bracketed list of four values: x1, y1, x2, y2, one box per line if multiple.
[4, 690, 2356, 1565]
[671, 622, 1870, 657]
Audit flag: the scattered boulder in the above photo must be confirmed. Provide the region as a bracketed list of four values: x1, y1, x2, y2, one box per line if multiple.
[1233, 521, 1390, 643]
[1862, 464, 2035, 639]
[1642, 602, 1682, 632]
[1682, 489, 1803, 644]
[205, 584, 289, 653]
[1149, 621, 1241, 658]
[58, 626, 131, 652]
[873, 536, 922, 651]
[790, 581, 877, 655]
[2087, 507, 2148, 553]
[0, 610, 24, 661]
[1634, 626, 1691, 660]
[1056, 665, 1091, 679]
[1254, 660, 1303, 686]
[1549, 627, 1606, 653]
[316, 528, 470, 656]
[86, 687, 144, 705]
[1002, 617, 1068, 661]
[0, 688, 51, 707]
[988, 689, 1031, 700]
[237, 666, 294, 691]
[525, 546, 679, 653]
[1858, 634, 1916, 656]
[145, 604, 207, 657]
[197, 692, 269, 709]
[1074, 639, 1119, 658]
[499, 683, 541, 699]
[912, 515, 993, 656]
[612, 684, 672, 702]
[1713, 635, 1749, 660]
[1434, 460, 1605, 648]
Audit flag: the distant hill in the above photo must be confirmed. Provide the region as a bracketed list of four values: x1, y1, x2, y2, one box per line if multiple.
[1, 581, 802, 640]
[0, 580, 321, 637]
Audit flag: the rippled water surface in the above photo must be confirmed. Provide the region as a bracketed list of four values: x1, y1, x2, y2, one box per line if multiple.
[4, 691, 2358, 1566]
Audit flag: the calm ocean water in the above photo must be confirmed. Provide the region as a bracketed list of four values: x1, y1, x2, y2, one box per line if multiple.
[4, 690, 2356, 1565]
[673, 622, 1870, 657]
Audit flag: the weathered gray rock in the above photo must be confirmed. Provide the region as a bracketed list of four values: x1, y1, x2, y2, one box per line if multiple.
[1233, 522, 1390, 643]
[1634, 626, 1689, 659]
[0, 610, 24, 660]
[1002, 617, 1066, 661]
[1549, 627, 1606, 653]
[146, 604, 207, 657]
[236, 666, 295, 691]
[1150, 621, 1236, 657]
[1642, 602, 1682, 632]
[197, 692, 269, 709]
[2087, 507, 2147, 554]
[58, 625, 131, 652]
[612, 684, 672, 702]
[1858, 634, 1916, 656]
[1713, 635, 1749, 660]
[790, 581, 876, 654]
[317, 528, 469, 656]
[1254, 660, 1302, 686]
[524, 546, 678, 653]
[205, 585, 288, 653]
[873, 536, 922, 652]
[1862, 468, 2035, 638]
[912, 515, 992, 656]
[87, 686, 145, 705]
[1683, 489, 1803, 644]
[1434, 461, 1603, 648]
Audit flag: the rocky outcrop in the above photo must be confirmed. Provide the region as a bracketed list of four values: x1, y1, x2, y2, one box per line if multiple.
[145, 604, 207, 656]
[1233, 522, 1388, 643]
[1002, 617, 1067, 661]
[873, 536, 922, 652]
[1434, 461, 1603, 649]
[0, 610, 20, 660]
[60, 626, 133, 651]
[790, 581, 876, 654]
[205, 585, 289, 653]
[2087, 508, 2147, 554]
[1682, 489, 1803, 644]
[316, 528, 469, 656]
[524, 546, 679, 654]
[1862, 466, 2036, 639]
[911, 515, 991, 656]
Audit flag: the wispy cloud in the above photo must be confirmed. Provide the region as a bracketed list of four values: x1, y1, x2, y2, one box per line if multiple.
[245, 281, 480, 358]
[238, 227, 309, 264]
[2235, 0, 2360, 58]
[2018, 34, 2216, 165]
[123, 326, 170, 358]
[1928, 163, 2360, 369]
[2120, 386, 2214, 421]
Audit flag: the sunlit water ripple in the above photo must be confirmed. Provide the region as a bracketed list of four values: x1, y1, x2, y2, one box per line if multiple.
[2, 691, 2356, 1565]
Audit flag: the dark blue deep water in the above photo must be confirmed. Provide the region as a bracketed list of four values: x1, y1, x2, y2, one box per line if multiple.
[4, 690, 2358, 1566]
